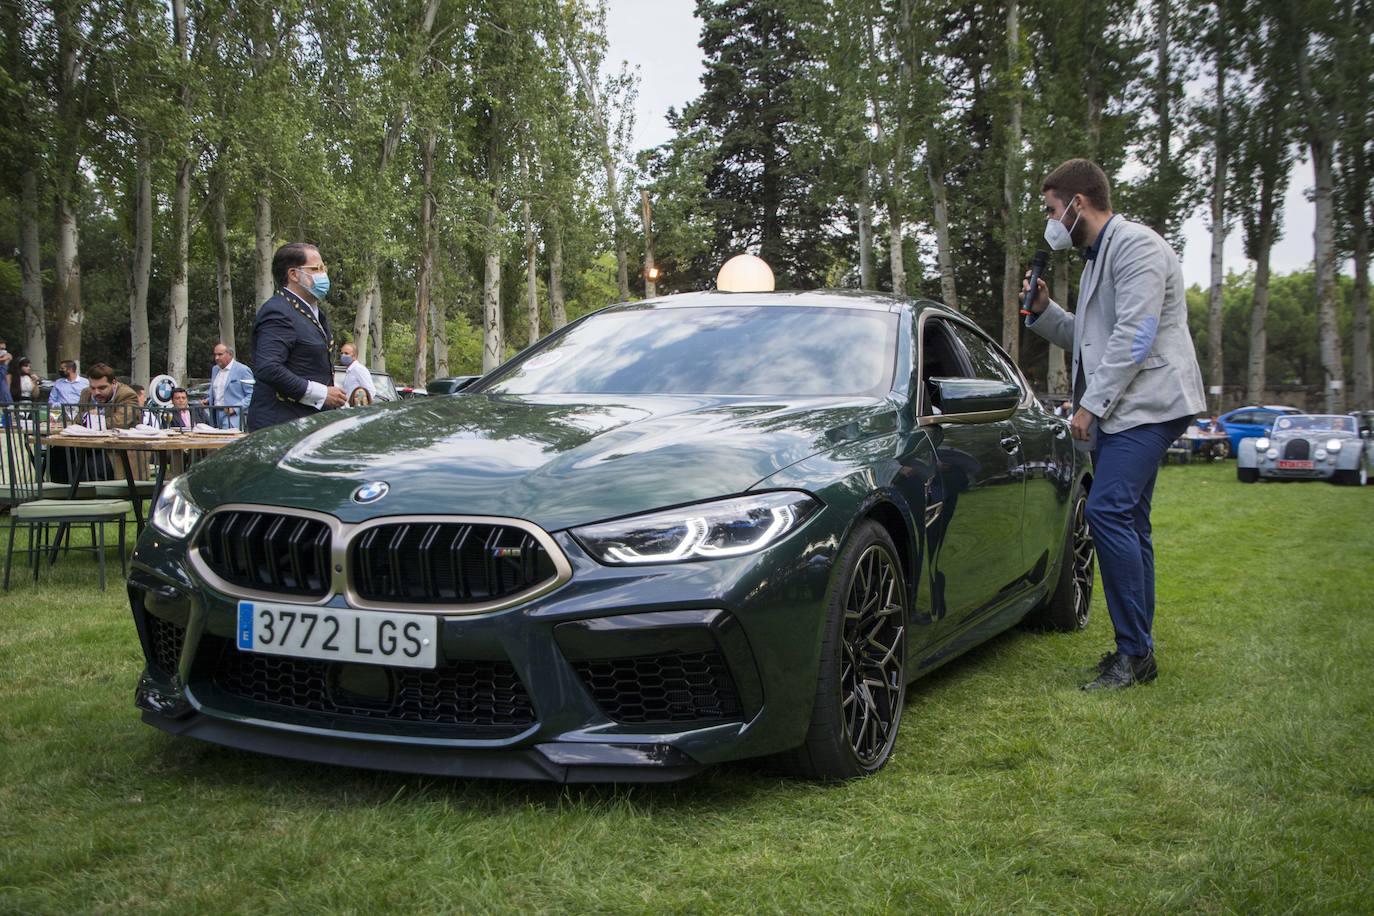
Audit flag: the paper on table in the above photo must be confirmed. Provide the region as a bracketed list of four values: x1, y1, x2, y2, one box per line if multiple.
[192, 422, 238, 434]
[116, 424, 168, 438]
[56, 424, 109, 437]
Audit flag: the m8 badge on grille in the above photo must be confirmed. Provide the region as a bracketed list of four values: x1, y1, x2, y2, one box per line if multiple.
[237, 600, 437, 669]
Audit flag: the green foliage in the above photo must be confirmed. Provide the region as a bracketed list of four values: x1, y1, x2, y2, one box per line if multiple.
[1186, 268, 1358, 392]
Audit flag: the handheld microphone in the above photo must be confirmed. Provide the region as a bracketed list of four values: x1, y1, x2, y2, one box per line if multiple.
[1019, 250, 1050, 316]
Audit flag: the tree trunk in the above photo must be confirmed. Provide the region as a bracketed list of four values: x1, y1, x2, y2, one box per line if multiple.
[928, 156, 958, 310]
[53, 0, 83, 366]
[888, 203, 906, 297]
[128, 139, 153, 385]
[566, 48, 630, 301]
[548, 211, 568, 330]
[523, 161, 539, 347]
[1350, 206, 1371, 409]
[368, 275, 386, 372]
[1294, 29, 1345, 413]
[1147, 0, 1172, 237]
[1205, 29, 1229, 410]
[168, 156, 191, 382]
[19, 167, 47, 377]
[1000, 0, 1023, 362]
[54, 192, 82, 365]
[482, 184, 503, 372]
[641, 189, 656, 299]
[1246, 219, 1273, 404]
[1047, 258, 1071, 394]
[254, 191, 274, 304]
[857, 166, 875, 289]
[1310, 141, 1344, 412]
[415, 131, 436, 387]
[167, 0, 191, 383]
[429, 292, 448, 380]
[211, 172, 235, 356]
[1345, 130, 1372, 409]
[353, 271, 373, 362]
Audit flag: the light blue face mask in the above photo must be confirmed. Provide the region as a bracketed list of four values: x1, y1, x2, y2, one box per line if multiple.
[296, 267, 331, 300]
[340, 353, 353, 366]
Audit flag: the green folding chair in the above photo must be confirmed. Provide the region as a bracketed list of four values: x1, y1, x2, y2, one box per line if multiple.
[2, 404, 132, 591]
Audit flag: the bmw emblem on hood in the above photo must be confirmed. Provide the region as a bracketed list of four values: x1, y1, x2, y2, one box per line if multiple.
[352, 481, 390, 504]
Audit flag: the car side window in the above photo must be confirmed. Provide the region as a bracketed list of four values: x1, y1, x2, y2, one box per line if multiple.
[919, 319, 973, 414]
[947, 322, 1021, 391]
[1228, 411, 1253, 425]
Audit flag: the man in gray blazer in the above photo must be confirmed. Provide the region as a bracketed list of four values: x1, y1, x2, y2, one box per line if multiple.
[1023, 158, 1206, 690]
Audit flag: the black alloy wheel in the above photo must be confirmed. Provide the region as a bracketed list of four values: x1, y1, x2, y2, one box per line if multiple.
[841, 543, 907, 767]
[1025, 485, 1094, 632]
[1067, 494, 1095, 629]
[781, 520, 908, 780]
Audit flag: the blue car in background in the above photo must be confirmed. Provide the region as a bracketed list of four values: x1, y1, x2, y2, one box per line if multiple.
[1218, 405, 1302, 453]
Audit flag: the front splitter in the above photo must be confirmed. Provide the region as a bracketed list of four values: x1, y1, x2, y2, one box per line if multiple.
[139, 706, 704, 784]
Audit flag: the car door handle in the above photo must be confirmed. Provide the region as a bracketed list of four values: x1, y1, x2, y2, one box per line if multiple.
[1000, 435, 1021, 454]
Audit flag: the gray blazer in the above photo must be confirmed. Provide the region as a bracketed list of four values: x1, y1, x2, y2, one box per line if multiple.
[1027, 216, 1206, 436]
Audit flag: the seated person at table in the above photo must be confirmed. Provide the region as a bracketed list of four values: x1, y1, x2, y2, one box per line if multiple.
[75, 363, 140, 430]
[163, 387, 207, 428]
[50, 362, 138, 484]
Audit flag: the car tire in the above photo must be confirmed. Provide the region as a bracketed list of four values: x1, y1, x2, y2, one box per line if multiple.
[1333, 468, 1363, 486]
[1024, 483, 1093, 632]
[779, 520, 907, 780]
[1237, 467, 1258, 483]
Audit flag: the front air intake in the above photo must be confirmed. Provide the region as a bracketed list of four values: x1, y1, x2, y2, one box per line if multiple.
[196, 510, 333, 598]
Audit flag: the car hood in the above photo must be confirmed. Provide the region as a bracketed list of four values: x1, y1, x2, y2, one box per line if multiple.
[1270, 428, 1356, 441]
[188, 393, 897, 530]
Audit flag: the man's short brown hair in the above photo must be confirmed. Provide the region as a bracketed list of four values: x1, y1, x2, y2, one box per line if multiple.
[85, 362, 118, 382]
[1042, 158, 1112, 211]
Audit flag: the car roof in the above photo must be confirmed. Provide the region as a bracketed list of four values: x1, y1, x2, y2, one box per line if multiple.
[600, 289, 947, 315]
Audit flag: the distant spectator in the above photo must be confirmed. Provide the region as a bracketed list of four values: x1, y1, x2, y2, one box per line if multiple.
[205, 341, 254, 429]
[165, 387, 205, 429]
[76, 363, 139, 430]
[339, 342, 376, 406]
[50, 360, 89, 405]
[10, 356, 37, 402]
[0, 339, 12, 405]
[133, 383, 157, 426]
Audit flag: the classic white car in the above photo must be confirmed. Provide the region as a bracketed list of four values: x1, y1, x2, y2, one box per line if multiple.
[1236, 414, 1373, 485]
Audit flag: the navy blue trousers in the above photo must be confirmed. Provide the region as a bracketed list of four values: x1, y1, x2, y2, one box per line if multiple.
[1087, 415, 1192, 657]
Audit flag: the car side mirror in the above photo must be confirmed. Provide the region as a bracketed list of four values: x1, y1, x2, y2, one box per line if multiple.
[924, 377, 1020, 424]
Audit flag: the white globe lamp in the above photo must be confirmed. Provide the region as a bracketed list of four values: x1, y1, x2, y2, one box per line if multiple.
[715, 254, 775, 292]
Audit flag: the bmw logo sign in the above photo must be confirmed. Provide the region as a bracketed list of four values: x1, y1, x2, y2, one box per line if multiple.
[352, 481, 390, 504]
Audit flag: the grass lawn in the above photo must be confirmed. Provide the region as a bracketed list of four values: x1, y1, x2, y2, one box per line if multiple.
[2, 461, 1372, 913]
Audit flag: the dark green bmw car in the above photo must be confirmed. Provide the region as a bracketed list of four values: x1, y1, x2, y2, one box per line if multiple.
[129, 291, 1094, 782]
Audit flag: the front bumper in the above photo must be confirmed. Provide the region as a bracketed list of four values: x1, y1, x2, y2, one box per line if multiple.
[128, 517, 839, 783]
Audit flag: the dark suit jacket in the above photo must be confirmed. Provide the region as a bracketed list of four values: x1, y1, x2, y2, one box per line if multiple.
[165, 406, 207, 428]
[247, 292, 334, 431]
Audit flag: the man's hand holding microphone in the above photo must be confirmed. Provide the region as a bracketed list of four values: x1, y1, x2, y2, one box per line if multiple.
[1021, 254, 1096, 443]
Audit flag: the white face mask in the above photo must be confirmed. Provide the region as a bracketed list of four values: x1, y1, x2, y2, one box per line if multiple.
[1044, 202, 1082, 251]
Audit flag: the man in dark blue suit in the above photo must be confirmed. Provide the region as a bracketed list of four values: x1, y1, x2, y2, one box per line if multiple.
[247, 243, 347, 431]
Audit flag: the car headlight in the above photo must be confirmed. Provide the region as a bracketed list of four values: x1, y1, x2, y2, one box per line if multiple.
[1254, 437, 1270, 451]
[572, 491, 820, 565]
[150, 475, 203, 539]
[1327, 439, 1342, 452]
[1266, 448, 1279, 459]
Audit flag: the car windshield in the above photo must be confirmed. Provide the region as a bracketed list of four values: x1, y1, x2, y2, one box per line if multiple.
[1274, 415, 1355, 433]
[482, 305, 899, 397]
